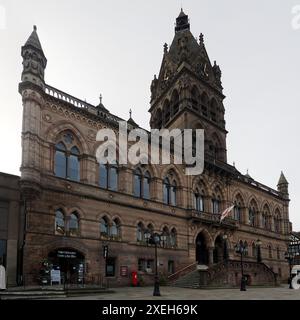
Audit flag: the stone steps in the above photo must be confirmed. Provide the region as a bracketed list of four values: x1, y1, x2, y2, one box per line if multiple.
[0, 287, 114, 300]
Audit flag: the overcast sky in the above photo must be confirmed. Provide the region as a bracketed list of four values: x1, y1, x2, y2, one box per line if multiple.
[0, 0, 299, 229]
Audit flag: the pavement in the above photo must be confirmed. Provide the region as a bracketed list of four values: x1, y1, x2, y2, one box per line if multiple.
[49, 285, 300, 300]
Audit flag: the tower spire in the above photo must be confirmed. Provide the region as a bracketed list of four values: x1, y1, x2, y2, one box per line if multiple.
[20, 25, 47, 90]
[277, 171, 289, 198]
[175, 8, 190, 32]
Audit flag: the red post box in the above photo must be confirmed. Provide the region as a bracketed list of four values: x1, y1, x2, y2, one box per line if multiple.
[131, 271, 138, 286]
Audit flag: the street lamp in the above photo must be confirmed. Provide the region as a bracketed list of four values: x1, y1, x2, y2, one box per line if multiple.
[285, 249, 295, 289]
[144, 230, 167, 297]
[256, 239, 262, 263]
[235, 241, 248, 291]
[223, 234, 229, 262]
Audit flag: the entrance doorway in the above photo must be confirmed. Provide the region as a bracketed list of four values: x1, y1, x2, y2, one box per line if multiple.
[195, 233, 209, 265]
[213, 235, 224, 263]
[48, 248, 85, 284]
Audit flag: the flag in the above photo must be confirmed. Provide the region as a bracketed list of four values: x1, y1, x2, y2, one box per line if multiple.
[220, 205, 235, 222]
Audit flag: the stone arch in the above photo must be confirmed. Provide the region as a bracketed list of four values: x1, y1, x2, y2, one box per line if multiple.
[260, 200, 271, 213]
[232, 190, 246, 206]
[67, 206, 86, 219]
[247, 195, 259, 209]
[111, 214, 122, 224]
[44, 238, 89, 257]
[160, 164, 184, 188]
[209, 182, 226, 200]
[45, 120, 90, 155]
[193, 227, 214, 248]
[192, 176, 209, 194]
[97, 212, 112, 222]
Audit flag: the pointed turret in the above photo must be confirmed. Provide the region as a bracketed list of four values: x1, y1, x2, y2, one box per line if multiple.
[96, 94, 109, 115]
[21, 25, 47, 89]
[277, 171, 289, 198]
[175, 9, 190, 32]
[127, 109, 139, 128]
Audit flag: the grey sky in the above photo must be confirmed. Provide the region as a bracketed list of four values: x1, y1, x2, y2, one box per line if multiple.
[0, 0, 299, 228]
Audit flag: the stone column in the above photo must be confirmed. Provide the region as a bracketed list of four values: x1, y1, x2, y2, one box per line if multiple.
[118, 166, 132, 194]
[152, 177, 163, 202]
[208, 247, 214, 265]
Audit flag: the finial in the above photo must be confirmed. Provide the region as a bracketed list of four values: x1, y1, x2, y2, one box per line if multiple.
[164, 43, 168, 54]
[129, 108, 132, 118]
[99, 94, 102, 104]
[247, 169, 249, 174]
[33, 25, 37, 32]
[233, 161, 235, 167]
[199, 33, 204, 44]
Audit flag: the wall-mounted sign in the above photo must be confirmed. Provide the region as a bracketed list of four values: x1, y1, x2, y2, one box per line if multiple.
[57, 250, 77, 259]
[120, 266, 128, 277]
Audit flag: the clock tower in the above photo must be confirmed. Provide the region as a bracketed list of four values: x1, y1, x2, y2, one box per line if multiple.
[149, 10, 227, 163]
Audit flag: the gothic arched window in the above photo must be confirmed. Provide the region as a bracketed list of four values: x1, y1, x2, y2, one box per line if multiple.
[100, 217, 109, 236]
[162, 227, 170, 248]
[274, 210, 281, 233]
[110, 219, 121, 238]
[137, 222, 144, 242]
[163, 172, 178, 206]
[69, 212, 79, 236]
[55, 209, 65, 235]
[234, 194, 244, 222]
[163, 177, 171, 204]
[99, 162, 118, 191]
[262, 205, 270, 230]
[134, 168, 142, 197]
[212, 189, 221, 214]
[170, 228, 177, 247]
[248, 200, 258, 227]
[134, 169, 151, 199]
[194, 188, 204, 212]
[54, 131, 80, 181]
[143, 171, 151, 200]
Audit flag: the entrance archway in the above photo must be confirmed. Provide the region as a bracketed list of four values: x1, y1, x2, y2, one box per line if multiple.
[48, 248, 85, 284]
[195, 233, 209, 265]
[213, 235, 224, 263]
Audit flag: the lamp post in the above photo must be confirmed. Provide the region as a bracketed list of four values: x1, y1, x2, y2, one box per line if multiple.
[285, 250, 294, 289]
[144, 230, 167, 297]
[256, 239, 262, 263]
[235, 241, 248, 291]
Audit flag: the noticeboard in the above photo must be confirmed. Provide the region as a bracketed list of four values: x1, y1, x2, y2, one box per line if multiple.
[120, 266, 128, 277]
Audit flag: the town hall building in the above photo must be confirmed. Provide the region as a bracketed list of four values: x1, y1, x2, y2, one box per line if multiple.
[18, 10, 291, 287]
